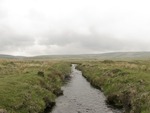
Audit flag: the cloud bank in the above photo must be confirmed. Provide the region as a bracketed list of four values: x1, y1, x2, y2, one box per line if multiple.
[0, 0, 150, 56]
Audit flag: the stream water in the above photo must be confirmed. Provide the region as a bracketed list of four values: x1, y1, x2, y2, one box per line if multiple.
[51, 64, 122, 113]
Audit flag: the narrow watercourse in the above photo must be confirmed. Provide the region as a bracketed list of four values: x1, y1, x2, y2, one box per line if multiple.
[50, 64, 122, 113]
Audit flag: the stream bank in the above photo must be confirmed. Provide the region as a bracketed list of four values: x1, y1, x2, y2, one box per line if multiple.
[50, 64, 122, 113]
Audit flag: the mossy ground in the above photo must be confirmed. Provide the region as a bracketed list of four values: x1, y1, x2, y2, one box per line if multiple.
[0, 59, 71, 113]
[77, 60, 150, 113]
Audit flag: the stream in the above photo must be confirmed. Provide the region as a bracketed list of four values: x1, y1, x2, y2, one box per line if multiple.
[51, 64, 122, 113]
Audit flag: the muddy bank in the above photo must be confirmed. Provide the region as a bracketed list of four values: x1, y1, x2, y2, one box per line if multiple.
[77, 67, 130, 112]
[76, 67, 124, 111]
[77, 62, 148, 113]
[0, 61, 71, 113]
[44, 74, 71, 113]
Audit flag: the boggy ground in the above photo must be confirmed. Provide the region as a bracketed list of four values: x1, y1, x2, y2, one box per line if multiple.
[0, 59, 71, 113]
[77, 60, 150, 113]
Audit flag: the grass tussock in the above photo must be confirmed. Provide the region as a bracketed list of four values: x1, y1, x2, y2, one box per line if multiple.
[77, 60, 150, 113]
[0, 59, 71, 113]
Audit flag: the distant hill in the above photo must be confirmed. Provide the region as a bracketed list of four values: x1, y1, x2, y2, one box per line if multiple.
[0, 52, 150, 60]
[30, 52, 150, 60]
[0, 54, 25, 59]
[94, 52, 150, 60]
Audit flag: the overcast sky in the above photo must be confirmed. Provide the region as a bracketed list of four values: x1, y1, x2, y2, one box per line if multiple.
[0, 0, 150, 56]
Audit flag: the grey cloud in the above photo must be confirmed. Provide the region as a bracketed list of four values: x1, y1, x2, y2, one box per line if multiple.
[37, 29, 150, 54]
[37, 32, 126, 52]
[0, 11, 5, 19]
[0, 0, 150, 56]
[0, 26, 35, 52]
[38, 32, 78, 46]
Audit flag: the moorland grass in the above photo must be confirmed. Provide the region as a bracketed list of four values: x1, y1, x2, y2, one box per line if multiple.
[77, 60, 150, 113]
[0, 60, 71, 113]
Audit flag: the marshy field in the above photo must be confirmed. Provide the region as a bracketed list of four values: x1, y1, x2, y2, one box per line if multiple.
[0, 55, 150, 113]
[0, 59, 71, 113]
[77, 60, 150, 113]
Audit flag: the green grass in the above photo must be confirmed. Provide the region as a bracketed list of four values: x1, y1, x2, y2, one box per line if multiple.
[0, 60, 71, 113]
[1, 58, 150, 113]
[77, 60, 150, 113]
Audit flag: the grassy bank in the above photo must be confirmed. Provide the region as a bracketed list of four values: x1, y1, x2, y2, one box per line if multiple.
[77, 60, 150, 113]
[0, 59, 71, 113]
